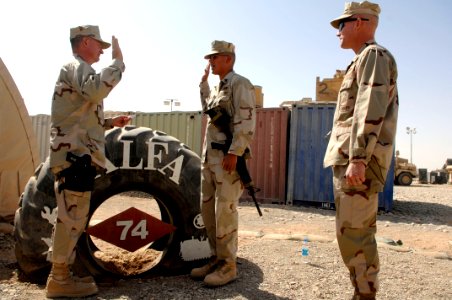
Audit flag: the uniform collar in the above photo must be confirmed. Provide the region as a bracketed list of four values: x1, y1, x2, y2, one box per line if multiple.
[220, 70, 236, 86]
[347, 39, 377, 71]
[74, 54, 88, 64]
[357, 39, 377, 55]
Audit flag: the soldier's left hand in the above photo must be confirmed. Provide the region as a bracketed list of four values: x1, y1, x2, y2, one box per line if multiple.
[345, 161, 366, 186]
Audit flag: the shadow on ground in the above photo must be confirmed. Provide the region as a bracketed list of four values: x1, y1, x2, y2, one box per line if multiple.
[379, 199, 452, 226]
[90, 257, 291, 300]
[289, 200, 452, 227]
[242, 189, 452, 227]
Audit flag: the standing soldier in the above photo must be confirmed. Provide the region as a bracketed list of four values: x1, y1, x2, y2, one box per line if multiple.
[190, 40, 256, 286]
[324, 2, 399, 299]
[46, 25, 129, 298]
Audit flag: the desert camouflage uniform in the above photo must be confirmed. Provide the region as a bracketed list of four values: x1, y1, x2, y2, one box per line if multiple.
[200, 71, 255, 263]
[324, 40, 398, 295]
[48, 55, 125, 264]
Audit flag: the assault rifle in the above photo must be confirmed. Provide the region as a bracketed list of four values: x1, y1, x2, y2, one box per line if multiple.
[205, 106, 262, 216]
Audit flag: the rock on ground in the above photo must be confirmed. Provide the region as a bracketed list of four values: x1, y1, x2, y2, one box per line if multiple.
[0, 184, 451, 299]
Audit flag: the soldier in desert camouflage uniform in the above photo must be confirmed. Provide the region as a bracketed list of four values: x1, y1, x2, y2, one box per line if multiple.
[324, 2, 399, 299]
[46, 25, 129, 298]
[190, 40, 256, 287]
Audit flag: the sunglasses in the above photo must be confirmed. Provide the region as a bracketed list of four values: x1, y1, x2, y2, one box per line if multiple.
[338, 17, 369, 31]
[209, 54, 230, 60]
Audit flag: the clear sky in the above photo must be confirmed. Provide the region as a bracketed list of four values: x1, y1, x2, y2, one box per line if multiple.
[2, 0, 451, 171]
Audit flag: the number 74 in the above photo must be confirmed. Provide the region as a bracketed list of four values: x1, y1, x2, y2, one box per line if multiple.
[116, 220, 149, 240]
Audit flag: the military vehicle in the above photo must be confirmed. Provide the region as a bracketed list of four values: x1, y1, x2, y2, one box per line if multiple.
[394, 151, 418, 186]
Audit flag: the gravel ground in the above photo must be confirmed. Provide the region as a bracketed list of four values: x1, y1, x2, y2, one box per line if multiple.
[1, 183, 451, 300]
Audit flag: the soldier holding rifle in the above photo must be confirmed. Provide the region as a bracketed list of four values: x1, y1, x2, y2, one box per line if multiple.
[190, 40, 256, 287]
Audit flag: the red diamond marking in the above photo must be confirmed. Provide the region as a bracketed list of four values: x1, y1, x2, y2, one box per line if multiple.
[86, 206, 176, 252]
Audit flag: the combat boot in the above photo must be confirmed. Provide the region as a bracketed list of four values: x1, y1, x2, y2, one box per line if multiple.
[352, 291, 376, 300]
[73, 274, 95, 284]
[70, 267, 95, 283]
[46, 263, 98, 298]
[203, 260, 237, 287]
[190, 256, 218, 279]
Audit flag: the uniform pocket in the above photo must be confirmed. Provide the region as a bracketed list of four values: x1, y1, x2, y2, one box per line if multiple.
[338, 78, 356, 113]
[332, 127, 351, 159]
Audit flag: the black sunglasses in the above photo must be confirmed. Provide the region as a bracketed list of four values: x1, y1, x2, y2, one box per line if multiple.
[338, 17, 369, 31]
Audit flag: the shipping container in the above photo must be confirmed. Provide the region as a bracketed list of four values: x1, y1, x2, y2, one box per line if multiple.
[202, 108, 290, 204]
[430, 171, 448, 184]
[380, 158, 395, 211]
[418, 168, 428, 184]
[244, 108, 290, 204]
[286, 102, 336, 208]
[30, 114, 51, 163]
[286, 102, 394, 211]
[31, 112, 204, 162]
[132, 111, 203, 156]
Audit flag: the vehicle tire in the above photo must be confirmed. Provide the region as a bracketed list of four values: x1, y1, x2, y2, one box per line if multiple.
[397, 172, 413, 186]
[14, 125, 206, 283]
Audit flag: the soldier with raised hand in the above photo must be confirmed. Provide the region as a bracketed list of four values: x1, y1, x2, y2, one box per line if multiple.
[190, 40, 256, 287]
[324, 2, 399, 299]
[46, 25, 129, 298]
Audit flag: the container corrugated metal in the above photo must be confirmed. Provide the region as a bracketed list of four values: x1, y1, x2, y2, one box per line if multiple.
[132, 111, 203, 156]
[202, 108, 290, 204]
[244, 108, 289, 204]
[286, 102, 394, 211]
[380, 157, 394, 211]
[286, 103, 336, 207]
[418, 168, 428, 184]
[30, 114, 51, 163]
[30, 111, 204, 162]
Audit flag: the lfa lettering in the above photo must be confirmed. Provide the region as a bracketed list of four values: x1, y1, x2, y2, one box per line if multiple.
[105, 140, 184, 184]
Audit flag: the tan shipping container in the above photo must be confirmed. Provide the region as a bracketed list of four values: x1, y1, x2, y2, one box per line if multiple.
[30, 114, 51, 163]
[132, 111, 203, 156]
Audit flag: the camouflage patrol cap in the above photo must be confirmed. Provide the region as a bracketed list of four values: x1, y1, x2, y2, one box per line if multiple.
[70, 25, 111, 49]
[331, 1, 381, 29]
[204, 40, 235, 59]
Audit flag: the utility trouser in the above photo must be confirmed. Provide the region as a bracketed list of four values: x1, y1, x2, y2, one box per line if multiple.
[333, 165, 380, 296]
[201, 162, 243, 263]
[49, 166, 91, 265]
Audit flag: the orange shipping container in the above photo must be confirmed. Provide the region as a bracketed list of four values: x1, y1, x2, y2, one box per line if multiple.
[201, 108, 289, 204]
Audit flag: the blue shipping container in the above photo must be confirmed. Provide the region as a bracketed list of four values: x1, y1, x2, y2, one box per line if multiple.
[286, 102, 394, 211]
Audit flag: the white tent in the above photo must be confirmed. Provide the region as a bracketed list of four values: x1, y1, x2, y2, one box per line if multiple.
[0, 58, 39, 224]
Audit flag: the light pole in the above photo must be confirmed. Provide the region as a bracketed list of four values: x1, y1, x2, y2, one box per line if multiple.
[163, 99, 181, 112]
[406, 126, 416, 163]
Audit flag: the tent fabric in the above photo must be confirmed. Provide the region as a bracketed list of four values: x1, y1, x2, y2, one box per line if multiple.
[0, 57, 39, 219]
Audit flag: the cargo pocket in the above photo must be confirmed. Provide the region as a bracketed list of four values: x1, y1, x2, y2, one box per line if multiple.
[338, 78, 356, 113]
[334, 127, 351, 159]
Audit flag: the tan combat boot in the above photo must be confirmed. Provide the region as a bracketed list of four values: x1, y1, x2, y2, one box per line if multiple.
[352, 291, 376, 300]
[190, 256, 218, 279]
[73, 274, 95, 284]
[46, 263, 98, 298]
[203, 260, 237, 287]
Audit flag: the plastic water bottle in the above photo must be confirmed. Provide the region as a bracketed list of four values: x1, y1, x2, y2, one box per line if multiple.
[301, 237, 309, 264]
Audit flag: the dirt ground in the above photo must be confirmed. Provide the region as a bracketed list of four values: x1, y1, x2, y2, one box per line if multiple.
[0, 183, 451, 299]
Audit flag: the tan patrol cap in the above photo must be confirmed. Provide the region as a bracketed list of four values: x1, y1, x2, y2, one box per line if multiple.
[331, 1, 381, 29]
[70, 25, 111, 49]
[204, 40, 235, 59]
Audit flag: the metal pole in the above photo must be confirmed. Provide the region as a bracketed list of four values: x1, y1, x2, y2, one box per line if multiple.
[164, 99, 180, 112]
[406, 127, 416, 164]
[410, 131, 413, 163]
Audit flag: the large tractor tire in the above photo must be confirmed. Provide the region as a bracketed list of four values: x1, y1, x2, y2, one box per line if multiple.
[14, 162, 55, 283]
[14, 126, 208, 283]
